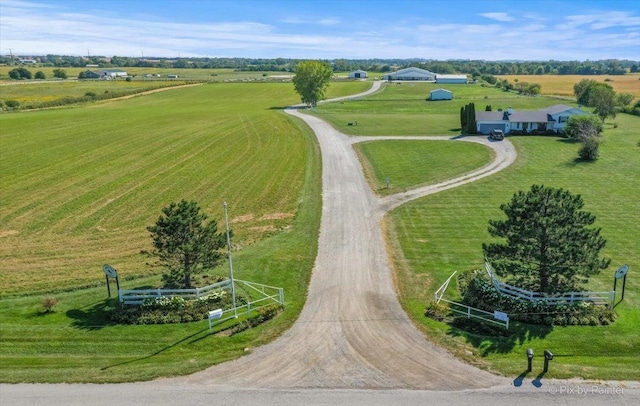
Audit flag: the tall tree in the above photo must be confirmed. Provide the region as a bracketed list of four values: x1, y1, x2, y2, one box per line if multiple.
[483, 185, 609, 293]
[589, 84, 617, 122]
[466, 102, 476, 134]
[292, 60, 333, 107]
[146, 200, 228, 289]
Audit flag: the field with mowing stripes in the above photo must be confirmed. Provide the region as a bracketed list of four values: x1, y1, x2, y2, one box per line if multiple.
[0, 80, 370, 382]
[0, 81, 369, 296]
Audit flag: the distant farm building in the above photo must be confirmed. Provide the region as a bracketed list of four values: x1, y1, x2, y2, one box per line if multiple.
[430, 88, 453, 100]
[436, 74, 468, 84]
[349, 70, 368, 79]
[97, 69, 128, 78]
[167, 74, 179, 78]
[82, 70, 102, 79]
[383, 67, 436, 81]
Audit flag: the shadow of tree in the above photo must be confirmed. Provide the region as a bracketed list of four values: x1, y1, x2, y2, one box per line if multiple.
[446, 319, 553, 356]
[66, 299, 117, 331]
[100, 327, 209, 370]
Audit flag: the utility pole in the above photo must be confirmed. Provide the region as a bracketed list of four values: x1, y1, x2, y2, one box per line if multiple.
[223, 202, 237, 318]
[8, 48, 13, 65]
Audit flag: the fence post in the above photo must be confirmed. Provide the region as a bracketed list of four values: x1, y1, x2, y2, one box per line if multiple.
[156, 288, 161, 297]
[467, 307, 471, 318]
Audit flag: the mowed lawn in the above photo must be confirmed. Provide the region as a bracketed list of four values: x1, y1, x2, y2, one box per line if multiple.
[312, 82, 585, 136]
[354, 140, 493, 195]
[383, 113, 640, 380]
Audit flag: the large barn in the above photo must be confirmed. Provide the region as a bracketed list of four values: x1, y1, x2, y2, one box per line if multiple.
[383, 67, 436, 81]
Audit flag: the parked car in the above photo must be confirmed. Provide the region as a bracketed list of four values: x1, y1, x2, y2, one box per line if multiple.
[489, 129, 504, 140]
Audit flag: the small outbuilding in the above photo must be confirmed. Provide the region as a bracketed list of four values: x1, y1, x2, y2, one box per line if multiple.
[349, 70, 368, 79]
[430, 88, 453, 100]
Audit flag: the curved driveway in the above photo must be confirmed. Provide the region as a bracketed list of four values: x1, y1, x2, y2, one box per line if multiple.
[176, 82, 513, 389]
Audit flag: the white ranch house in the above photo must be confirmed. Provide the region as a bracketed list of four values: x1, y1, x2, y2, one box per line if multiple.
[430, 88, 453, 100]
[475, 104, 589, 134]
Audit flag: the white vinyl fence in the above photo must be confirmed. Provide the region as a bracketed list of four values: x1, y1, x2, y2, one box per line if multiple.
[434, 271, 509, 329]
[484, 260, 614, 306]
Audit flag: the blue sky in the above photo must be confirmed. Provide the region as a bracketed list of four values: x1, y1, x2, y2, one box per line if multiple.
[1, 0, 639, 60]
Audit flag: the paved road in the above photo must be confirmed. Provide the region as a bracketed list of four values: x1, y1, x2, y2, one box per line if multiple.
[4, 82, 638, 405]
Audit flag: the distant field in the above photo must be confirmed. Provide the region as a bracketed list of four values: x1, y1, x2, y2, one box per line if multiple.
[497, 73, 640, 98]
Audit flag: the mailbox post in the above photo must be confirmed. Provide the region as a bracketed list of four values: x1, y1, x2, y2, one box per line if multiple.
[527, 348, 534, 372]
[543, 350, 554, 373]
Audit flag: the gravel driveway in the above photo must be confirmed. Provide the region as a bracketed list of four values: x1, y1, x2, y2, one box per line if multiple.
[176, 84, 516, 389]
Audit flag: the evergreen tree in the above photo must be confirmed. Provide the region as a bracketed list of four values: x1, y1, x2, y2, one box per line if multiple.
[483, 185, 609, 293]
[146, 200, 228, 288]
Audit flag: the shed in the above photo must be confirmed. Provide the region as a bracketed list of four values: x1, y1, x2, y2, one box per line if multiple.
[349, 70, 368, 79]
[430, 88, 453, 100]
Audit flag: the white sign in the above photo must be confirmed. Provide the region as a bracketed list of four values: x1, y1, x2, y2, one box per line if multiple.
[103, 264, 118, 278]
[615, 265, 629, 279]
[208, 309, 223, 320]
[494, 311, 509, 322]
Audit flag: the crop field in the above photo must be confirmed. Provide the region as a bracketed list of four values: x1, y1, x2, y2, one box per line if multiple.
[497, 73, 640, 99]
[379, 113, 640, 380]
[0, 79, 192, 107]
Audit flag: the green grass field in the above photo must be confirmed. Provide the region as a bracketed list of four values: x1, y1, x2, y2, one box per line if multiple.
[377, 114, 640, 380]
[312, 82, 584, 136]
[354, 140, 493, 195]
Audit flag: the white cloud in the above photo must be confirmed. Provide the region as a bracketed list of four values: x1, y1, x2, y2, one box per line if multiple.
[480, 12, 515, 22]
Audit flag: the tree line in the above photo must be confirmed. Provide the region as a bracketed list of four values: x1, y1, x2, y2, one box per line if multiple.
[2, 55, 637, 75]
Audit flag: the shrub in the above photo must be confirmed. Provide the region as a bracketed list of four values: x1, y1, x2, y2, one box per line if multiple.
[108, 288, 246, 325]
[42, 296, 57, 313]
[457, 270, 615, 326]
[578, 136, 600, 160]
[5, 100, 20, 109]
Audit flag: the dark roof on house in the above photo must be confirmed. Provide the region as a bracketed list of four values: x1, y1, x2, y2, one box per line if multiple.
[540, 104, 577, 115]
[475, 111, 505, 121]
[507, 110, 549, 123]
